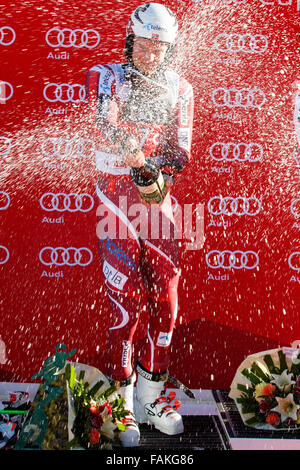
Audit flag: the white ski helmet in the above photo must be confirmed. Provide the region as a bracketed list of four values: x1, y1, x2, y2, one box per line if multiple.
[127, 3, 178, 43]
[124, 3, 178, 64]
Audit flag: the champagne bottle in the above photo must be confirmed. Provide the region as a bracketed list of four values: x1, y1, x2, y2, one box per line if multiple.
[130, 158, 167, 204]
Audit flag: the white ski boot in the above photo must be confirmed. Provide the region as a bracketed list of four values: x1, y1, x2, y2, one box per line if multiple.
[109, 372, 140, 447]
[134, 361, 184, 435]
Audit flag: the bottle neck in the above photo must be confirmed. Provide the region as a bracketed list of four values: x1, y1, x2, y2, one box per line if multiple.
[131, 158, 160, 186]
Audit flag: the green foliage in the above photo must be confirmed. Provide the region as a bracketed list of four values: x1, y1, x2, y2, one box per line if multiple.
[263, 354, 280, 375]
[278, 350, 288, 373]
[237, 393, 258, 415]
[241, 368, 261, 385]
[250, 362, 271, 383]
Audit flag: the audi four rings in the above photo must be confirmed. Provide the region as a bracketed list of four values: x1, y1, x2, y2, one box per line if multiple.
[209, 142, 263, 161]
[0, 137, 12, 155]
[206, 250, 259, 269]
[212, 88, 266, 108]
[288, 252, 300, 271]
[208, 196, 261, 216]
[0, 82, 13, 102]
[41, 138, 95, 158]
[40, 193, 94, 212]
[291, 199, 300, 217]
[39, 247, 93, 266]
[0, 191, 10, 210]
[0, 246, 9, 265]
[214, 34, 268, 53]
[0, 26, 16, 46]
[43, 83, 86, 103]
[46, 28, 100, 48]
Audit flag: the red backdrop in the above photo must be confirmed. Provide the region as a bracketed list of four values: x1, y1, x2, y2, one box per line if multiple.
[0, 0, 299, 389]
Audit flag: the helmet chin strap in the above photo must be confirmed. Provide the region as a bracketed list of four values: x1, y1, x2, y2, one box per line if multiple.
[126, 64, 169, 90]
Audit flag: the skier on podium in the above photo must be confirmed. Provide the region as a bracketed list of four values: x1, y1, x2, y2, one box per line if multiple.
[85, 3, 194, 446]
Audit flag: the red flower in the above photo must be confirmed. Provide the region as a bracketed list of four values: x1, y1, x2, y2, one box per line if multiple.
[90, 404, 99, 415]
[266, 412, 280, 427]
[90, 413, 103, 429]
[106, 403, 112, 416]
[261, 383, 275, 397]
[98, 402, 112, 416]
[90, 428, 100, 444]
[259, 399, 271, 414]
[283, 417, 297, 428]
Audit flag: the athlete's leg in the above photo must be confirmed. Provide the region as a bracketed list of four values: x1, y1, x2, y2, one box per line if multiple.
[134, 237, 183, 436]
[138, 236, 181, 374]
[134, 194, 184, 435]
[96, 177, 147, 381]
[96, 177, 147, 446]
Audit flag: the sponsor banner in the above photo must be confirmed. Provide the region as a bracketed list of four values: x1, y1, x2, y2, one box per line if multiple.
[103, 260, 128, 290]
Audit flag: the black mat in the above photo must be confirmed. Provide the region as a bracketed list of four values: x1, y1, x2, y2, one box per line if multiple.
[138, 415, 231, 450]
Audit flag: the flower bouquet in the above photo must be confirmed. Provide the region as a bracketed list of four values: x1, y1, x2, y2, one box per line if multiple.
[229, 346, 300, 430]
[15, 344, 129, 450]
[65, 362, 128, 449]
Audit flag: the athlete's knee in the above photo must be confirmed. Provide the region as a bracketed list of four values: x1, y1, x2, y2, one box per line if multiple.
[146, 264, 181, 300]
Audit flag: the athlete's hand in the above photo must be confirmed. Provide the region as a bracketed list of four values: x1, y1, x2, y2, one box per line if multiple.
[123, 149, 146, 167]
[122, 137, 146, 168]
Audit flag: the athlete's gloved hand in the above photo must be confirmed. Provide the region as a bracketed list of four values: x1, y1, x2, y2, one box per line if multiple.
[159, 159, 183, 175]
[151, 157, 183, 175]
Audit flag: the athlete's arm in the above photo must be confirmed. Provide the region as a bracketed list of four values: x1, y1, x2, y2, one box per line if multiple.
[85, 65, 146, 167]
[157, 78, 194, 182]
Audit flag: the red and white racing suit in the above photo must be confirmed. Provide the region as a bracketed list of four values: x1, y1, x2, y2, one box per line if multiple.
[85, 63, 194, 381]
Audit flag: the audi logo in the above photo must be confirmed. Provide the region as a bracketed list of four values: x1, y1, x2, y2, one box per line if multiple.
[0, 246, 9, 265]
[212, 88, 266, 108]
[0, 191, 10, 210]
[43, 83, 86, 103]
[41, 137, 95, 158]
[213, 34, 268, 54]
[206, 250, 259, 269]
[209, 142, 263, 162]
[288, 252, 300, 271]
[291, 199, 300, 218]
[0, 26, 16, 46]
[0, 81, 13, 102]
[46, 28, 100, 49]
[39, 247, 93, 266]
[40, 193, 94, 212]
[208, 196, 261, 216]
[0, 137, 12, 155]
